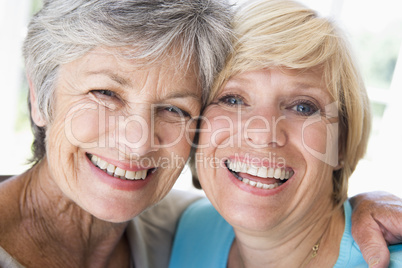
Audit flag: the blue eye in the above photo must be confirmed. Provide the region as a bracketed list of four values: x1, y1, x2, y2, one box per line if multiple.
[218, 94, 246, 106]
[291, 101, 318, 116]
[296, 104, 311, 113]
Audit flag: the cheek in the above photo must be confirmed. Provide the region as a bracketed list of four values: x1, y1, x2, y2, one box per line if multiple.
[302, 123, 328, 154]
[44, 115, 81, 190]
[157, 121, 192, 156]
[159, 121, 187, 144]
[299, 119, 339, 167]
[300, 119, 336, 152]
[198, 110, 237, 148]
[46, 118, 69, 159]
[65, 104, 103, 147]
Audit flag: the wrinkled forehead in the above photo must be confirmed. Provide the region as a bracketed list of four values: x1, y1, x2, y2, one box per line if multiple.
[58, 46, 201, 99]
[100, 45, 198, 76]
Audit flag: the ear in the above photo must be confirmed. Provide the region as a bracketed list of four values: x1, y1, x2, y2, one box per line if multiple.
[333, 160, 344, 171]
[333, 149, 344, 171]
[28, 76, 47, 127]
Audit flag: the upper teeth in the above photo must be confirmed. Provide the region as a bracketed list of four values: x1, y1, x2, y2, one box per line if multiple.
[227, 160, 293, 181]
[90, 155, 148, 180]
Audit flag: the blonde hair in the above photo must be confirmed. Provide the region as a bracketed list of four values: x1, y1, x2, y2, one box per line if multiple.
[199, 0, 371, 205]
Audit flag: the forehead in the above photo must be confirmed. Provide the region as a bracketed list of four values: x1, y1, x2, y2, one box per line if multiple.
[59, 46, 201, 98]
[222, 67, 326, 92]
[233, 66, 323, 81]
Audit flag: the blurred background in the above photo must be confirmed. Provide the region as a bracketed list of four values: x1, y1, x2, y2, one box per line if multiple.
[1, 0, 401, 197]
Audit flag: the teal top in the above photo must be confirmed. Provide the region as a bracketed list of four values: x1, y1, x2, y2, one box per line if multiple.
[169, 198, 402, 267]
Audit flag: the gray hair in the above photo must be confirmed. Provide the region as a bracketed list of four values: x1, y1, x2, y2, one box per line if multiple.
[24, 0, 234, 163]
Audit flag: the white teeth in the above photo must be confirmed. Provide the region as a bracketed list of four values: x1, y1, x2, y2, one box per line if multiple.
[226, 160, 293, 190]
[241, 177, 282, 190]
[114, 167, 126, 177]
[134, 171, 141, 180]
[257, 167, 268, 178]
[274, 168, 281, 179]
[226, 160, 293, 181]
[240, 163, 248, 173]
[235, 162, 242, 172]
[228, 161, 235, 171]
[280, 169, 286, 180]
[249, 180, 257, 187]
[90, 155, 149, 181]
[97, 158, 108, 170]
[267, 167, 274, 177]
[247, 166, 258, 176]
[125, 170, 135, 180]
[91, 155, 98, 165]
[136, 170, 147, 180]
[107, 164, 116, 173]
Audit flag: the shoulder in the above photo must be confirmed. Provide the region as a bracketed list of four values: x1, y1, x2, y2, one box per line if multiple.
[180, 197, 222, 222]
[0, 175, 25, 237]
[0, 182, 27, 268]
[169, 198, 234, 268]
[126, 189, 203, 268]
[0, 246, 25, 268]
[175, 197, 232, 236]
[389, 244, 402, 267]
[137, 189, 204, 230]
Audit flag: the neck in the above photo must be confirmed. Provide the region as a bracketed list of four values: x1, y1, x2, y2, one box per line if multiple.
[15, 160, 130, 267]
[228, 203, 345, 268]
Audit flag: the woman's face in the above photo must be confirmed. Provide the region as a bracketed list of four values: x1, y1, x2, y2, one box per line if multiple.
[197, 68, 340, 232]
[39, 47, 201, 222]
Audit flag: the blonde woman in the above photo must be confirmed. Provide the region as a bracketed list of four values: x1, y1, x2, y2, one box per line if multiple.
[170, 0, 402, 267]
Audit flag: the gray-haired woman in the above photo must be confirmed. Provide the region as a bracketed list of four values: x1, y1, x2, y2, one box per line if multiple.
[0, 1, 232, 267]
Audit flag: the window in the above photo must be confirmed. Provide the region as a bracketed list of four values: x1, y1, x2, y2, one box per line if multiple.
[319, 0, 402, 197]
[0, 0, 40, 175]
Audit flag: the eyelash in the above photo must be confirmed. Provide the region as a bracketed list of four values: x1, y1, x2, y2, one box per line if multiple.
[216, 91, 321, 117]
[90, 90, 193, 118]
[91, 89, 116, 98]
[217, 94, 247, 106]
[159, 105, 191, 118]
[289, 99, 319, 116]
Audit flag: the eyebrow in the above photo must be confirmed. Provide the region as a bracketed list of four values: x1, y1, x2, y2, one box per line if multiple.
[224, 76, 248, 86]
[291, 82, 328, 95]
[85, 70, 130, 86]
[164, 91, 202, 102]
[86, 70, 201, 101]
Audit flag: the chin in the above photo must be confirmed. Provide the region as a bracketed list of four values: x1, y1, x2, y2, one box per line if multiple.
[75, 193, 146, 223]
[218, 200, 283, 232]
[87, 204, 140, 223]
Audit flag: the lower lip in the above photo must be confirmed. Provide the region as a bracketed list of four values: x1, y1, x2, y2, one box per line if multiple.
[86, 156, 153, 191]
[225, 165, 289, 197]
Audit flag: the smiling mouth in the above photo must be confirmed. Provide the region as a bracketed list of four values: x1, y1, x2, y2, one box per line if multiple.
[225, 160, 294, 190]
[87, 153, 156, 181]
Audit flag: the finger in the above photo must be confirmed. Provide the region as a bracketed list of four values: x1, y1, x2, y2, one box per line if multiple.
[352, 221, 390, 268]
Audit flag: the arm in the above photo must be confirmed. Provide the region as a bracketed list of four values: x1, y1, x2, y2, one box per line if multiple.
[350, 191, 402, 268]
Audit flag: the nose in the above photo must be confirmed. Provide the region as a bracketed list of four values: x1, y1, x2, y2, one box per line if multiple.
[243, 108, 287, 148]
[116, 108, 160, 157]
